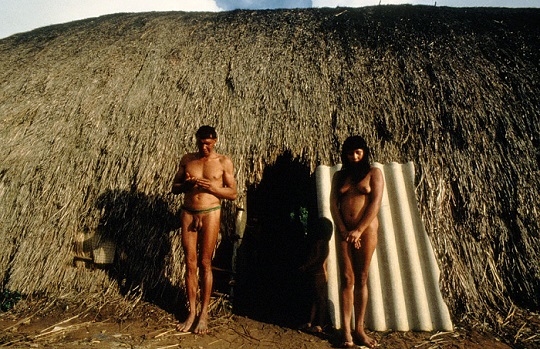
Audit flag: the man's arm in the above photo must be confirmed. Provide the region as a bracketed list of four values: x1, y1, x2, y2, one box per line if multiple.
[219, 156, 238, 200]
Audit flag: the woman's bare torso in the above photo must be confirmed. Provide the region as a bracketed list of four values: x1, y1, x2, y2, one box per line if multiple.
[337, 170, 375, 230]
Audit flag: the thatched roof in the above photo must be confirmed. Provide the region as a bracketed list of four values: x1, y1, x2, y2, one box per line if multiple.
[0, 5, 538, 346]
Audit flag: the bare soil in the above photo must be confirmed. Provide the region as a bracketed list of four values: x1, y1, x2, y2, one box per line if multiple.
[0, 298, 517, 349]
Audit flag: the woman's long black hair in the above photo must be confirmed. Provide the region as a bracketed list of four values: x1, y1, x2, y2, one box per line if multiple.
[340, 135, 371, 182]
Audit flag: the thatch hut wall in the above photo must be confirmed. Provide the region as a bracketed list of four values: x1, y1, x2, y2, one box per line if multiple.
[0, 5, 538, 342]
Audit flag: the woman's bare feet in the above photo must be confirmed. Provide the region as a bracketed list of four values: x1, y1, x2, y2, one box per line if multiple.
[341, 340, 355, 348]
[354, 330, 377, 348]
[342, 332, 355, 348]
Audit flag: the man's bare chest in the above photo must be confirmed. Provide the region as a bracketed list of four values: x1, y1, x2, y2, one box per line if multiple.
[186, 159, 223, 180]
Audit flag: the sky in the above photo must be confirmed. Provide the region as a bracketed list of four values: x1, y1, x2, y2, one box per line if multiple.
[0, 0, 538, 39]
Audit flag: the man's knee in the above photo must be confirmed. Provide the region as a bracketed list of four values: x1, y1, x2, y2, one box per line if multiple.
[186, 259, 198, 274]
[184, 252, 198, 270]
[198, 258, 212, 273]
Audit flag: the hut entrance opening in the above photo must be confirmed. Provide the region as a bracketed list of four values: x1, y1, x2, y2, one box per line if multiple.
[231, 151, 318, 328]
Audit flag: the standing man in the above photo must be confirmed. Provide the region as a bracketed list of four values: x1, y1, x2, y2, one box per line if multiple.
[172, 125, 237, 334]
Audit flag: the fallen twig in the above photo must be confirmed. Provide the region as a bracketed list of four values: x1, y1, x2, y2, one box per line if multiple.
[153, 328, 176, 338]
[33, 320, 93, 339]
[172, 331, 192, 336]
[39, 314, 79, 333]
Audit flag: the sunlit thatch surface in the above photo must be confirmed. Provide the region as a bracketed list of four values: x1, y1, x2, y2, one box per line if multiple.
[0, 5, 538, 345]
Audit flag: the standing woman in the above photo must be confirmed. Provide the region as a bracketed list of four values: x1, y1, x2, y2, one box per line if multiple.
[330, 136, 384, 348]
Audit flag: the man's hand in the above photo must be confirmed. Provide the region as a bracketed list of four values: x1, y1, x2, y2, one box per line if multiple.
[193, 177, 217, 193]
[182, 173, 198, 190]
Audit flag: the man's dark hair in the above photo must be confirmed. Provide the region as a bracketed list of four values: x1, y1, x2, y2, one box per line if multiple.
[196, 125, 217, 139]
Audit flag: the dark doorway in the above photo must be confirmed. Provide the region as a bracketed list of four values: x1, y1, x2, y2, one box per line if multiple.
[233, 151, 317, 327]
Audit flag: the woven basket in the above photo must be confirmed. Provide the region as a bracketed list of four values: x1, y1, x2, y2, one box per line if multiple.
[93, 239, 116, 265]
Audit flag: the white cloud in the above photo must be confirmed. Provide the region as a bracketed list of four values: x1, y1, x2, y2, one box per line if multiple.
[0, 0, 222, 38]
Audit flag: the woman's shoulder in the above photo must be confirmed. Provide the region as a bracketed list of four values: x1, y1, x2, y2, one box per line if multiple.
[369, 166, 382, 175]
[368, 166, 384, 188]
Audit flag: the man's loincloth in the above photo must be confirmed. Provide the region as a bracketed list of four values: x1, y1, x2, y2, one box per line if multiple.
[181, 205, 221, 232]
[181, 205, 221, 214]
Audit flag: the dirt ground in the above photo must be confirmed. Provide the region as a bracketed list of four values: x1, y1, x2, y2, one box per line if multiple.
[0, 298, 521, 349]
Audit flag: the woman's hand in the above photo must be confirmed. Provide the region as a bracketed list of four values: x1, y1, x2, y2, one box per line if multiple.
[347, 229, 363, 249]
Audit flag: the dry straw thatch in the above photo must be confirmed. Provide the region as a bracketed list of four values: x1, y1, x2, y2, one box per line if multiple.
[0, 5, 538, 346]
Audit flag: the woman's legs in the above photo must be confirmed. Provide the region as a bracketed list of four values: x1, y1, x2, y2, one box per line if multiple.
[339, 240, 355, 345]
[351, 223, 378, 348]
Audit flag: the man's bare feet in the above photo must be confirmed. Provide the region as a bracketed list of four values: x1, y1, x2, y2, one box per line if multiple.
[354, 330, 377, 348]
[193, 317, 208, 334]
[176, 314, 195, 332]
